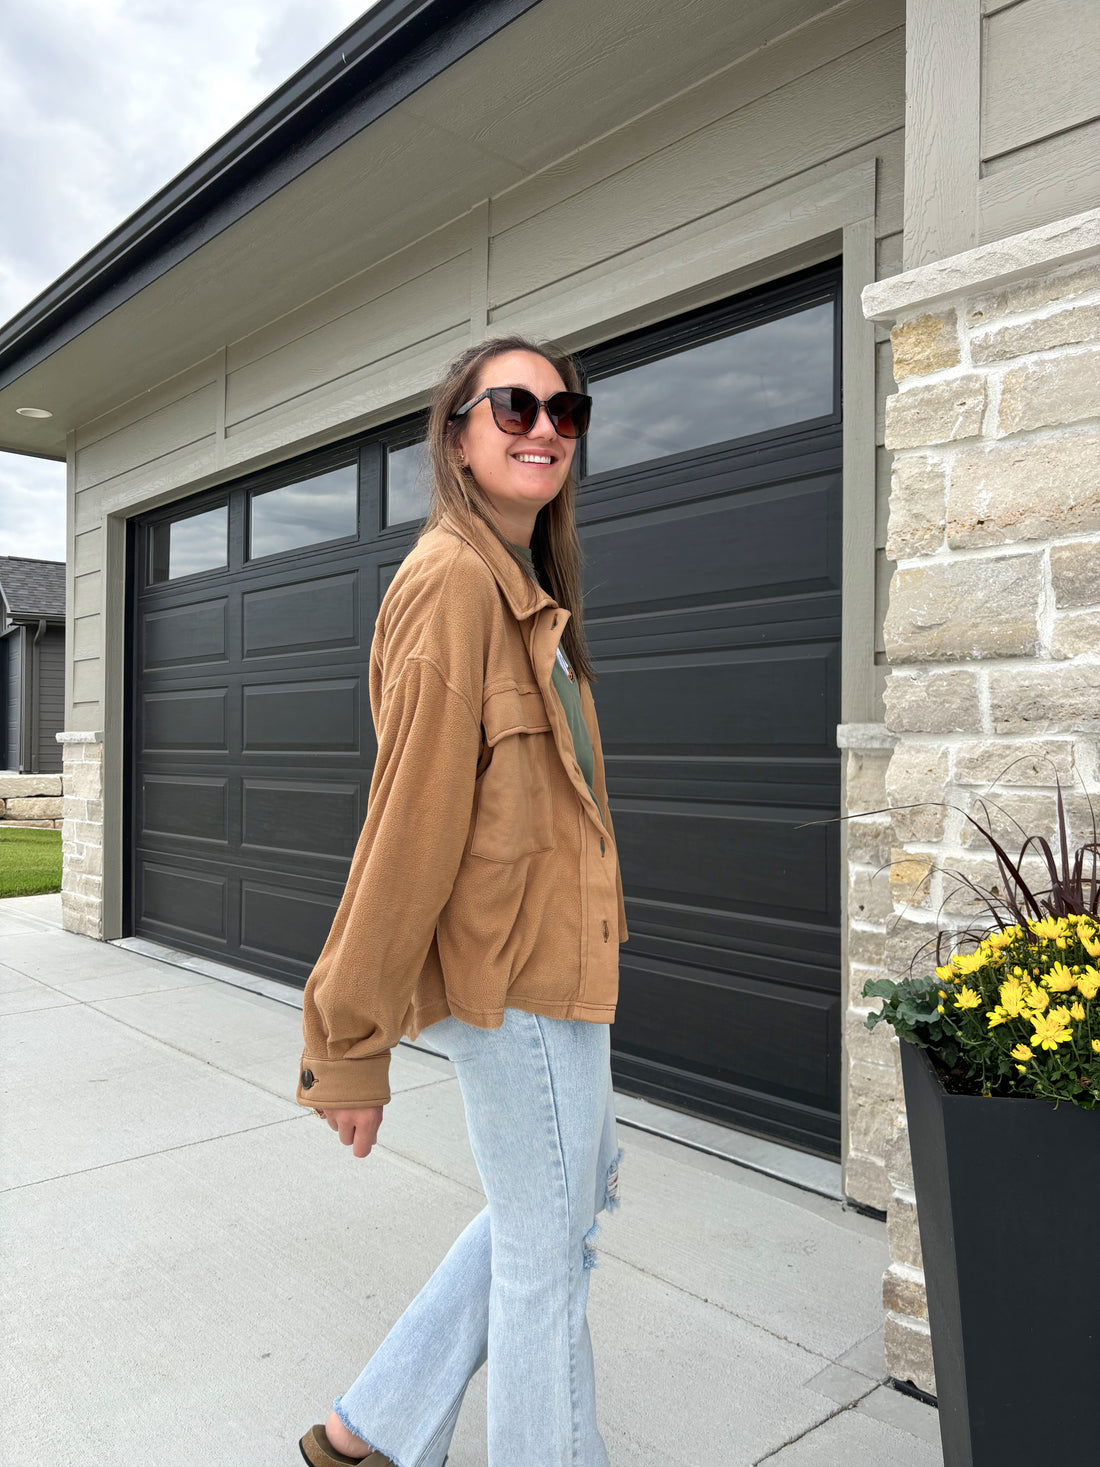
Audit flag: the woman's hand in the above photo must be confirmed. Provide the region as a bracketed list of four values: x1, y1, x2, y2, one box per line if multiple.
[317, 1105, 383, 1158]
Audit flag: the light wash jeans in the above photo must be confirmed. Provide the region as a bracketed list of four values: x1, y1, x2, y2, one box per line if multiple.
[331, 1007, 624, 1467]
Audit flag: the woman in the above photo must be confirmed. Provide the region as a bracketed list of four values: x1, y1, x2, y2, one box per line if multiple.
[295, 334, 628, 1467]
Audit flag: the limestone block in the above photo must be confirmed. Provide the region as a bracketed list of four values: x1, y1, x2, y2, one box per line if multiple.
[849, 1056, 900, 1104]
[6, 797, 64, 819]
[0, 798, 5, 817]
[889, 849, 934, 909]
[71, 841, 104, 876]
[843, 1155, 891, 1213]
[847, 816, 893, 867]
[846, 748, 891, 815]
[952, 739, 1076, 787]
[848, 1096, 900, 1158]
[959, 790, 1095, 848]
[948, 431, 1100, 547]
[998, 348, 1100, 436]
[884, 670, 982, 734]
[964, 260, 1100, 327]
[61, 890, 103, 939]
[938, 855, 1050, 921]
[848, 924, 887, 967]
[989, 665, 1100, 734]
[886, 745, 950, 842]
[64, 760, 104, 799]
[883, 555, 1041, 661]
[1052, 611, 1100, 659]
[886, 455, 947, 559]
[849, 866, 894, 923]
[66, 871, 103, 899]
[1050, 537, 1100, 608]
[889, 311, 960, 381]
[887, 1195, 923, 1269]
[0, 775, 63, 798]
[883, 1265, 928, 1322]
[1, 819, 55, 828]
[970, 301, 1100, 364]
[845, 1006, 900, 1070]
[884, 918, 943, 980]
[884, 1313, 936, 1396]
[63, 797, 87, 822]
[883, 374, 987, 451]
[885, 1122, 915, 1193]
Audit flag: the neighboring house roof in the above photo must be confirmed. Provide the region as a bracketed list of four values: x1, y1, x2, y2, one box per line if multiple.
[0, 556, 66, 620]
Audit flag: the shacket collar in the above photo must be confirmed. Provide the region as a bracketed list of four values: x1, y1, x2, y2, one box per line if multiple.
[439, 508, 557, 622]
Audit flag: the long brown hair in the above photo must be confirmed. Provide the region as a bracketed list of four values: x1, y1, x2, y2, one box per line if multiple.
[417, 334, 597, 685]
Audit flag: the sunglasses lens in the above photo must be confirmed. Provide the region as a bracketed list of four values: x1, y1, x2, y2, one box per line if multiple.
[489, 387, 539, 434]
[547, 392, 591, 439]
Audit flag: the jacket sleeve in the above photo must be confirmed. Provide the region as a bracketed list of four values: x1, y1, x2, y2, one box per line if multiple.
[295, 653, 482, 1110]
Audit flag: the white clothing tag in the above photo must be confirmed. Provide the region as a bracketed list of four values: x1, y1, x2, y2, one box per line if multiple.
[555, 644, 576, 682]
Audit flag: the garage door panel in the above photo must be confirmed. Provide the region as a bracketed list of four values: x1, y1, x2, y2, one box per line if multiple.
[241, 778, 361, 859]
[616, 962, 838, 1132]
[607, 755, 838, 808]
[242, 570, 359, 658]
[240, 881, 340, 966]
[142, 688, 228, 752]
[142, 598, 229, 670]
[595, 642, 840, 756]
[615, 802, 839, 928]
[138, 861, 228, 940]
[581, 475, 840, 615]
[141, 774, 229, 844]
[241, 679, 360, 753]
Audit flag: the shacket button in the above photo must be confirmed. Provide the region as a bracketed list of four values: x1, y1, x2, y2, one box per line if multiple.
[300, 1069, 315, 1089]
[602, 920, 609, 942]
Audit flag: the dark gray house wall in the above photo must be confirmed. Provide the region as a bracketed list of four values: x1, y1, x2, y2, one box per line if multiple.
[2, 628, 23, 771]
[0, 558, 67, 773]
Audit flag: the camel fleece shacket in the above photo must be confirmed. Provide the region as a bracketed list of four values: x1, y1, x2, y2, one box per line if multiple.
[295, 508, 628, 1113]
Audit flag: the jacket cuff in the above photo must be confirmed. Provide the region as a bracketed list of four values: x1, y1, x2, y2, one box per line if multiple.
[295, 1051, 392, 1109]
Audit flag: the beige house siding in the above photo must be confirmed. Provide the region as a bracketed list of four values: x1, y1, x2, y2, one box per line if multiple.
[68, 0, 906, 739]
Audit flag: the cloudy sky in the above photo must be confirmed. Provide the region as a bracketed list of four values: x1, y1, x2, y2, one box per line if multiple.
[0, 0, 376, 564]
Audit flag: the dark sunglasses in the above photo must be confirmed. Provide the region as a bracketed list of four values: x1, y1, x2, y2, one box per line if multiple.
[449, 386, 592, 439]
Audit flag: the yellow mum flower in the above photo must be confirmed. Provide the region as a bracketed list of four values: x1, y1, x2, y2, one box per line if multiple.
[1076, 968, 1100, 1000]
[1093, 1040, 1100, 1054]
[1079, 931, 1100, 959]
[996, 976, 1029, 1018]
[1044, 962, 1077, 992]
[953, 952, 986, 976]
[1010, 1043, 1034, 1062]
[1030, 916, 1067, 940]
[986, 929, 1015, 950]
[935, 964, 957, 984]
[1070, 1001, 1086, 1021]
[1030, 1009, 1074, 1051]
[1015, 1064, 1027, 1074]
[954, 987, 981, 1010]
[1026, 984, 1050, 1013]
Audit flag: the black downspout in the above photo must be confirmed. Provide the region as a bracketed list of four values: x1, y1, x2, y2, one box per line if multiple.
[29, 618, 46, 775]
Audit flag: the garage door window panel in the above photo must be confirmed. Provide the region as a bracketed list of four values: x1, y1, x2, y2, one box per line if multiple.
[584, 298, 835, 477]
[148, 504, 228, 584]
[248, 463, 358, 561]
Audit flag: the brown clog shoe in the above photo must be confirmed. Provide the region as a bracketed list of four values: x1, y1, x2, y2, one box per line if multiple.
[298, 1423, 393, 1466]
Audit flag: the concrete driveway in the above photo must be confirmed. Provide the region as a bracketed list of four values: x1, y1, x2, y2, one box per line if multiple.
[0, 893, 942, 1467]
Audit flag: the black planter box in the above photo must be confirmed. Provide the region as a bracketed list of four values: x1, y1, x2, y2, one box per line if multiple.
[899, 1041, 1100, 1467]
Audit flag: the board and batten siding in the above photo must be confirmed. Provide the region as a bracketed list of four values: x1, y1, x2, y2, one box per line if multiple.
[69, 0, 906, 734]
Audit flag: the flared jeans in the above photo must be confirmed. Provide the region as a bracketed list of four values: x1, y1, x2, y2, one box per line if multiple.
[330, 1008, 624, 1467]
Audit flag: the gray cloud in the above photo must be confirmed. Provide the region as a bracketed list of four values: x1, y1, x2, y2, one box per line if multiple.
[0, 0, 374, 559]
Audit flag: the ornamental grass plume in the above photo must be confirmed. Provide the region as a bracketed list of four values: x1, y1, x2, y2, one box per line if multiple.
[863, 777, 1100, 1106]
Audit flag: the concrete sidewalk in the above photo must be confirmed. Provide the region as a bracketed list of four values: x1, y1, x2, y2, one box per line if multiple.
[1, 894, 942, 1467]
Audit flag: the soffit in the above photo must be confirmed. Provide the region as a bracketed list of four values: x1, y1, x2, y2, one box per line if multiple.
[0, 0, 828, 459]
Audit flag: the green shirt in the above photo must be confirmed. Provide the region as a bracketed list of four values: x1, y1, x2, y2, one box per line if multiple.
[508, 541, 596, 802]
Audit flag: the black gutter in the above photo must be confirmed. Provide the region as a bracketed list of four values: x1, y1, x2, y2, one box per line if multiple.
[0, 0, 541, 394]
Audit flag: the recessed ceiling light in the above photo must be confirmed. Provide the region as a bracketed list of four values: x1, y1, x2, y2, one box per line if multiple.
[16, 406, 53, 419]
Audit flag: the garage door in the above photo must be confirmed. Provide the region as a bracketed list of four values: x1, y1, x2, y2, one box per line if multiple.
[578, 262, 843, 1156]
[129, 259, 841, 1156]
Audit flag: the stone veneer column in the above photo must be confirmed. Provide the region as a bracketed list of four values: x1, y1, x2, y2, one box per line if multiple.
[861, 209, 1100, 1394]
[56, 731, 105, 938]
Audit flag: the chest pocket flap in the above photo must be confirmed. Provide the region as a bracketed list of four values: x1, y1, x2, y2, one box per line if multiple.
[471, 684, 555, 861]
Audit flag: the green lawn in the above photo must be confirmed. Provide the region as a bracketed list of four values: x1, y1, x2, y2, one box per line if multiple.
[0, 827, 63, 898]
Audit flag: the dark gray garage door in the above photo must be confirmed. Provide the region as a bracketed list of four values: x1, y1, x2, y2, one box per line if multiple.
[128, 259, 841, 1157]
